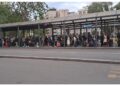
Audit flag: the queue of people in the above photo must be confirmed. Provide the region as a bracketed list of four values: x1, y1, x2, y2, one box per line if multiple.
[0, 31, 120, 48]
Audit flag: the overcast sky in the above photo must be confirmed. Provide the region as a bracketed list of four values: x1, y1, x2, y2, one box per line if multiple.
[46, 2, 119, 12]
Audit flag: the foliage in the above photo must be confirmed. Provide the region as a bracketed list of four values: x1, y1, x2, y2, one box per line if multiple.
[0, 2, 48, 24]
[0, 2, 48, 37]
[114, 2, 120, 10]
[11, 2, 48, 21]
[88, 2, 113, 13]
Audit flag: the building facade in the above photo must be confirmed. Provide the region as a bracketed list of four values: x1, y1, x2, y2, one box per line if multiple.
[78, 7, 88, 15]
[45, 8, 57, 19]
[56, 9, 69, 17]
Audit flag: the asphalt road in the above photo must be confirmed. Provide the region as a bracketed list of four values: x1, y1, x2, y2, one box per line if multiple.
[0, 58, 120, 84]
[0, 48, 120, 61]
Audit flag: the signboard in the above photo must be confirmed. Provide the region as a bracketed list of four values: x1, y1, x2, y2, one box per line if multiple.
[82, 22, 95, 28]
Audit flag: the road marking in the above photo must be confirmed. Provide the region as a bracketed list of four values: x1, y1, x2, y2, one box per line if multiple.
[110, 71, 120, 74]
[108, 74, 117, 79]
[111, 68, 120, 71]
[108, 67, 120, 79]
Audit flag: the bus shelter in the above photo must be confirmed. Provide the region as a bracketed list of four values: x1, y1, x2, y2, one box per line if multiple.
[0, 10, 120, 47]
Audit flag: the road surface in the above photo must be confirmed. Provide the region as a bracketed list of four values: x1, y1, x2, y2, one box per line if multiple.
[0, 48, 120, 61]
[0, 48, 120, 84]
[0, 58, 120, 84]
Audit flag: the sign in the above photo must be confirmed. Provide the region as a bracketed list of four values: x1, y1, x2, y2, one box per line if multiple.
[82, 22, 95, 28]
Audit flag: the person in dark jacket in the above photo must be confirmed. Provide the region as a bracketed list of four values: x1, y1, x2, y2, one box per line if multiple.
[117, 31, 120, 47]
[0, 38, 2, 47]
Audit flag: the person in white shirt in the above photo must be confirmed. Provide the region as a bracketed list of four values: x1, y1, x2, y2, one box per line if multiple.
[67, 36, 70, 47]
[103, 34, 108, 47]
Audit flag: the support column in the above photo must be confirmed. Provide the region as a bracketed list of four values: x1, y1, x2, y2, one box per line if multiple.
[113, 18, 116, 47]
[66, 26, 69, 35]
[85, 19, 88, 32]
[52, 26, 54, 37]
[23, 29, 25, 37]
[86, 25, 88, 34]
[60, 25, 62, 35]
[104, 20, 106, 33]
[107, 22, 109, 34]
[38, 24, 41, 47]
[51, 25, 55, 47]
[17, 26, 20, 47]
[29, 29, 31, 36]
[63, 22, 66, 47]
[117, 15, 119, 32]
[3, 31, 5, 38]
[42, 27, 45, 47]
[43, 28, 45, 37]
[80, 24, 82, 35]
[100, 18, 103, 35]
[0, 28, 3, 39]
[95, 17, 98, 47]
[100, 17, 103, 47]
[32, 29, 34, 36]
[73, 21, 76, 35]
[0, 28, 3, 47]
[95, 17, 97, 34]
[85, 19, 88, 44]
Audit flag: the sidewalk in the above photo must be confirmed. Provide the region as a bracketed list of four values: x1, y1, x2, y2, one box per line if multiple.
[0, 55, 120, 64]
[0, 48, 120, 64]
[1, 46, 120, 49]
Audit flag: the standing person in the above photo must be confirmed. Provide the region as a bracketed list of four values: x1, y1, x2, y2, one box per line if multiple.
[107, 33, 110, 47]
[25, 37, 29, 47]
[88, 32, 93, 47]
[41, 36, 45, 47]
[70, 34, 74, 47]
[113, 35, 118, 47]
[65, 35, 67, 47]
[92, 35, 96, 47]
[4, 37, 9, 47]
[56, 35, 61, 47]
[109, 35, 113, 47]
[78, 34, 82, 47]
[67, 35, 70, 47]
[54, 35, 57, 47]
[82, 33, 87, 47]
[76, 34, 79, 47]
[103, 33, 108, 47]
[117, 31, 120, 47]
[101, 32, 104, 47]
[44, 36, 48, 46]
[73, 35, 77, 47]
[61, 35, 64, 47]
[47, 35, 52, 47]
[0, 38, 2, 47]
[95, 32, 100, 47]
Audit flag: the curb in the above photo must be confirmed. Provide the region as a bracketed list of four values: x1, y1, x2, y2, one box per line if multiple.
[1, 47, 120, 50]
[0, 56, 120, 64]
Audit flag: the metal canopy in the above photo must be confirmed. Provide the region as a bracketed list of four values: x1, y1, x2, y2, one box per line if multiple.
[0, 10, 120, 30]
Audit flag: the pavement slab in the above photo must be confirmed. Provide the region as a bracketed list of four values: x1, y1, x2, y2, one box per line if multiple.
[0, 48, 120, 64]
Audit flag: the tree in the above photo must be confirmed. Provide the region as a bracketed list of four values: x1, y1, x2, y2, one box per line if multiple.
[114, 2, 120, 10]
[88, 2, 103, 13]
[11, 2, 48, 21]
[0, 2, 23, 24]
[0, 4, 9, 23]
[88, 2, 113, 13]
[0, 2, 48, 23]
[0, 2, 48, 38]
[101, 2, 113, 11]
